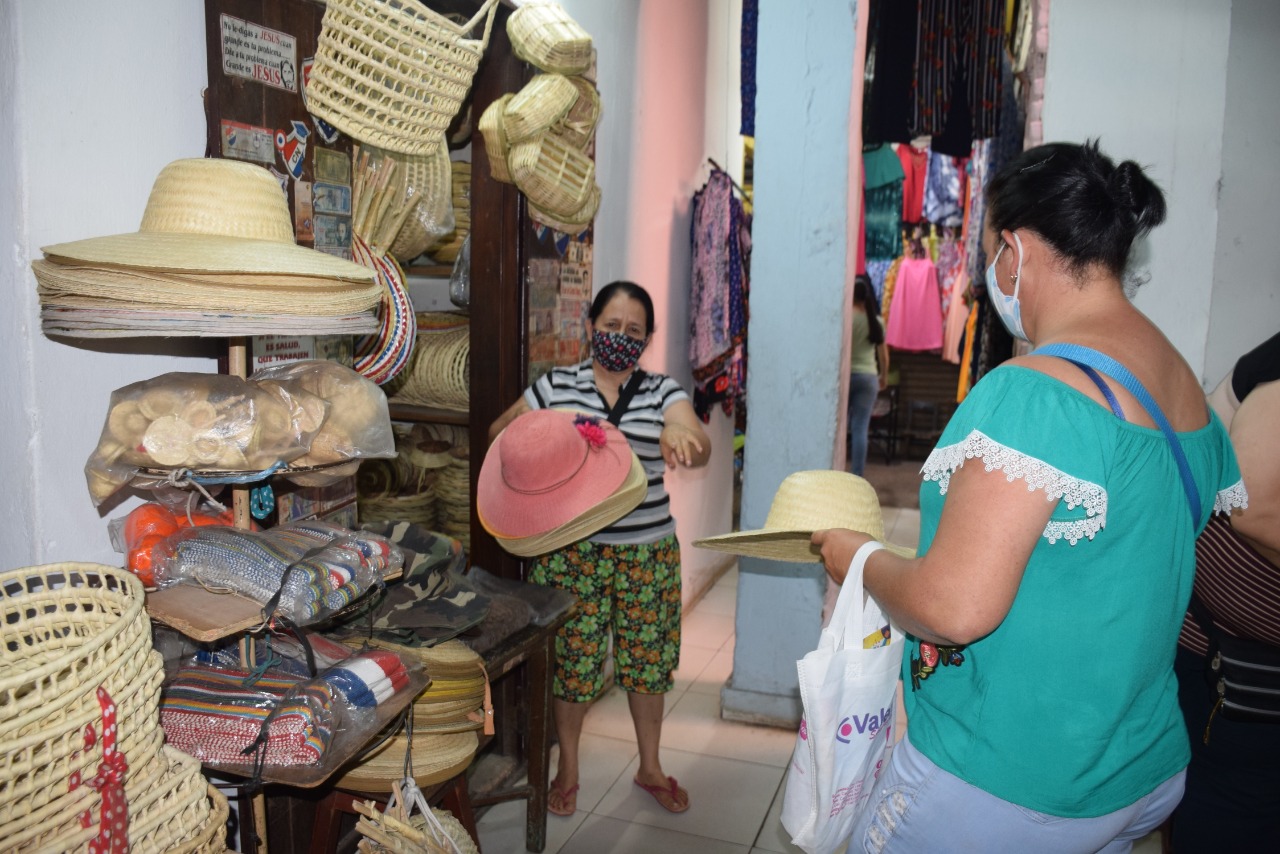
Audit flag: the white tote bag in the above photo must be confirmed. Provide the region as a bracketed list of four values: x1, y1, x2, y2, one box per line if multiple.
[781, 543, 905, 854]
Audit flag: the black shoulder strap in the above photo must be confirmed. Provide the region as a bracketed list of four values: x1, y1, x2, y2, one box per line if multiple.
[607, 370, 645, 426]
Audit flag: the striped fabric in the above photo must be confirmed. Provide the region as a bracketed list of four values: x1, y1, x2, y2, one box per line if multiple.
[163, 521, 396, 624]
[525, 361, 689, 544]
[322, 650, 410, 708]
[160, 666, 335, 766]
[1179, 513, 1280, 656]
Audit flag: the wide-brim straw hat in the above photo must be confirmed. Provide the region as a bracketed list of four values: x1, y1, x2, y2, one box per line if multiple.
[479, 451, 646, 557]
[694, 470, 916, 563]
[38, 158, 374, 282]
[477, 408, 645, 550]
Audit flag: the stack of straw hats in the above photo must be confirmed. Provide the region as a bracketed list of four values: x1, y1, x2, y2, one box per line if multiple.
[435, 446, 473, 552]
[477, 409, 646, 557]
[428, 161, 472, 264]
[353, 639, 491, 736]
[1, 563, 228, 852]
[32, 158, 381, 338]
[478, 2, 601, 236]
[389, 311, 471, 412]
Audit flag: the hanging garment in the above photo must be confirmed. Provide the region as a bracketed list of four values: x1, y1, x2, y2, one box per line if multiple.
[863, 145, 906, 260]
[924, 152, 967, 227]
[884, 257, 944, 351]
[911, 0, 1005, 146]
[867, 258, 895, 304]
[897, 143, 929, 223]
[942, 271, 971, 365]
[935, 229, 965, 317]
[863, 0, 921, 145]
[740, 0, 759, 137]
[689, 169, 749, 422]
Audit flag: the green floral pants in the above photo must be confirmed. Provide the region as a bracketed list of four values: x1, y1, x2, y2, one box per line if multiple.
[528, 534, 682, 701]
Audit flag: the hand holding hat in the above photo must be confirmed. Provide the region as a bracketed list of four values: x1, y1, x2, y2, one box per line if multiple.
[693, 470, 915, 565]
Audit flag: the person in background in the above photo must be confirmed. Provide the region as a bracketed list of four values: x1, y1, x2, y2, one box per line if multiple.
[1171, 330, 1280, 852]
[847, 275, 890, 476]
[489, 281, 711, 817]
[812, 141, 1244, 851]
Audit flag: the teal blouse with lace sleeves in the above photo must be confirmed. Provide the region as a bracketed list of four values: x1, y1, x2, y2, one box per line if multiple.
[905, 364, 1244, 819]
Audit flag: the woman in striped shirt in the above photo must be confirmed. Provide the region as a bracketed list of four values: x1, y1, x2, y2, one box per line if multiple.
[489, 281, 710, 816]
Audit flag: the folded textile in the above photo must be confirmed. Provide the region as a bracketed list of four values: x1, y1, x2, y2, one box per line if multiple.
[159, 520, 401, 624]
[160, 666, 336, 766]
[322, 650, 410, 709]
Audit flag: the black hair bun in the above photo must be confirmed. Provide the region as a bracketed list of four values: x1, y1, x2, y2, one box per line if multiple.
[1109, 160, 1167, 233]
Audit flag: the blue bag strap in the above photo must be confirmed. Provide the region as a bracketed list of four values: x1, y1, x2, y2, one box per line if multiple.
[1031, 343, 1203, 528]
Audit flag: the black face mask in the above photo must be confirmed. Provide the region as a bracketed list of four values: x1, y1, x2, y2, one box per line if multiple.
[592, 330, 645, 372]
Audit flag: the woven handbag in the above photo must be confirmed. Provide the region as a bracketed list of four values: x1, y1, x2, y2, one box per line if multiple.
[307, 0, 500, 156]
[552, 75, 601, 151]
[508, 132, 596, 218]
[507, 0, 593, 75]
[478, 95, 515, 184]
[503, 74, 579, 145]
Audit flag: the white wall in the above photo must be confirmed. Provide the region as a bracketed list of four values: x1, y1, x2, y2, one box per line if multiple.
[1204, 0, 1280, 383]
[2, 0, 212, 566]
[1041, 0, 1233, 382]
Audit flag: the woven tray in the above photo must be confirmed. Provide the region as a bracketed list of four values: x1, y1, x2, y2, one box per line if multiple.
[307, 0, 500, 155]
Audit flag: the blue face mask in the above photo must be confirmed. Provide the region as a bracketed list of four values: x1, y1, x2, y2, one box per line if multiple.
[985, 232, 1028, 341]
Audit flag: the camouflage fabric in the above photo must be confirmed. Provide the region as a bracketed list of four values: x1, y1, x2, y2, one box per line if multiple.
[340, 522, 490, 647]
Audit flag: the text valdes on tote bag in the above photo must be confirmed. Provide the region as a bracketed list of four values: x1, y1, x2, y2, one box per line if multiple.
[781, 542, 904, 854]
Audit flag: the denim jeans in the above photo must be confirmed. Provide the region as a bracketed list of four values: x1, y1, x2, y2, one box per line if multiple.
[846, 735, 1185, 853]
[847, 372, 881, 476]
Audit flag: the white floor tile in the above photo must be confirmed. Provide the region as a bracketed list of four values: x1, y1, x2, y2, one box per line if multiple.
[661, 691, 796, 768]
[559, 815, 751, 854]
[476, 794, 585, 854]
[672, 643, 717, 694]
[681, 609, 736, 651]
[685, 645, 734, 696]
[594, 749, 785, 846]
[549, 732, 639, 814]
[581, 687, 647, 740]
[693, 585, 739, 617]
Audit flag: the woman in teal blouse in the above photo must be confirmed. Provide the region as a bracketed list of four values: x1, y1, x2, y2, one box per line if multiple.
[814, 141, 1244, 852]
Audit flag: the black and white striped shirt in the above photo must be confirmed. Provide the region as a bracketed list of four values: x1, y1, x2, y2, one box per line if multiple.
[524, 360, 689, 544]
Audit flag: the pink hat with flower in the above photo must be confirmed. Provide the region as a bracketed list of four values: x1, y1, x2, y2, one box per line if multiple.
[477, 409, 644, 544]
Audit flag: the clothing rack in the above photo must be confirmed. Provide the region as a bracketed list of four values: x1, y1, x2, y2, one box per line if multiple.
[707, 158, 751, 201]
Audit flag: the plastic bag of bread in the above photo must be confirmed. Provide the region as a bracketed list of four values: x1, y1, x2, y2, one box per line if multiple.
[85, 361, 394, 504]
[252, 360, 396, 488]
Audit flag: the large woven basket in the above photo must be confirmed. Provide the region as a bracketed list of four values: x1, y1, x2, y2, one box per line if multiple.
[128, 746, 226, 853]
[508, 132, 596, 219]
[507, 0, 593, 75]
[503, 74, 578, 145]
[477, 95, 514, 184]
[307, 0, 500, 155]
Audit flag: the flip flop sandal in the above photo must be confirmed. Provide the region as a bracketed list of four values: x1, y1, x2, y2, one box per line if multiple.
[548, 781, 580, 816]
[634, 776, 690, 813]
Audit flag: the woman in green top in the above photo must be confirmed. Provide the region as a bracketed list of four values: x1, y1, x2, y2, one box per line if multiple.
[814, 142, 1245, 851]
[847, 275, 889, 475]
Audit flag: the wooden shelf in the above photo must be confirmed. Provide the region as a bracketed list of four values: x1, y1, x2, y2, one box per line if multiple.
[388, 403, 469, 425]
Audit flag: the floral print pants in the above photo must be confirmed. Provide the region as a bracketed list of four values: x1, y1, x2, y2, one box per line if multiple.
[528, 534, 682, 701]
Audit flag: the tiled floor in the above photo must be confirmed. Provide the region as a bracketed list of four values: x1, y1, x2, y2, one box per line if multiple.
[474, 507, 1163, 853]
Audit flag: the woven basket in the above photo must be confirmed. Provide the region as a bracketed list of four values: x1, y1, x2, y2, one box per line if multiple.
[336, 730, 479, 792]
[388, 146, 456, 262]
[168, 784, 230, 854]
[359, 489, 438, 528]
[553, 75, 601, 150]
[509, 132, 596, 219]
[507, 0, 593, 75]
[427, 162, 471, 264]
[307, 0, 500, 155]
[477, 95, 514, 184]
[391, 325, 470, 411]
[3, 653, 166, 852]
[128, 746, 216, 853]
[503, 74, 578, 145]
[530, 183, 600, 236]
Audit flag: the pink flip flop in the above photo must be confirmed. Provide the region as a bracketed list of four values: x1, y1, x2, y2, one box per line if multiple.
[634, 776, 690, 813]
[548, 781, 580, 816]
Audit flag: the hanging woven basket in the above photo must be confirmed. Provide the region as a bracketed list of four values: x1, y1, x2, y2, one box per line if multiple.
[307, 0, 500, 155]
[507, 0, 593, 75]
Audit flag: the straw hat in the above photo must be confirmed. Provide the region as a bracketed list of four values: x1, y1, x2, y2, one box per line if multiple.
[693, 470, 916, 563]
[38, 158, 374, 282]
[477, 409, 646, 555]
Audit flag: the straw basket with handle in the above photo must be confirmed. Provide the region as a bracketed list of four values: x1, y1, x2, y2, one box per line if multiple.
[502, 74, 579, 145]
[508, 132, 596, 219]
[307, 0, 500, 156]
[477, 95, 515, 184]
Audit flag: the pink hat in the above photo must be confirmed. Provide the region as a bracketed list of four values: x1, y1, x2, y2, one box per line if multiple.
[477, 409, 639, 539]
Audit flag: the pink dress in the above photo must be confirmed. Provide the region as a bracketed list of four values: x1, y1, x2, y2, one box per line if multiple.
[885, 257, 944, 351]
